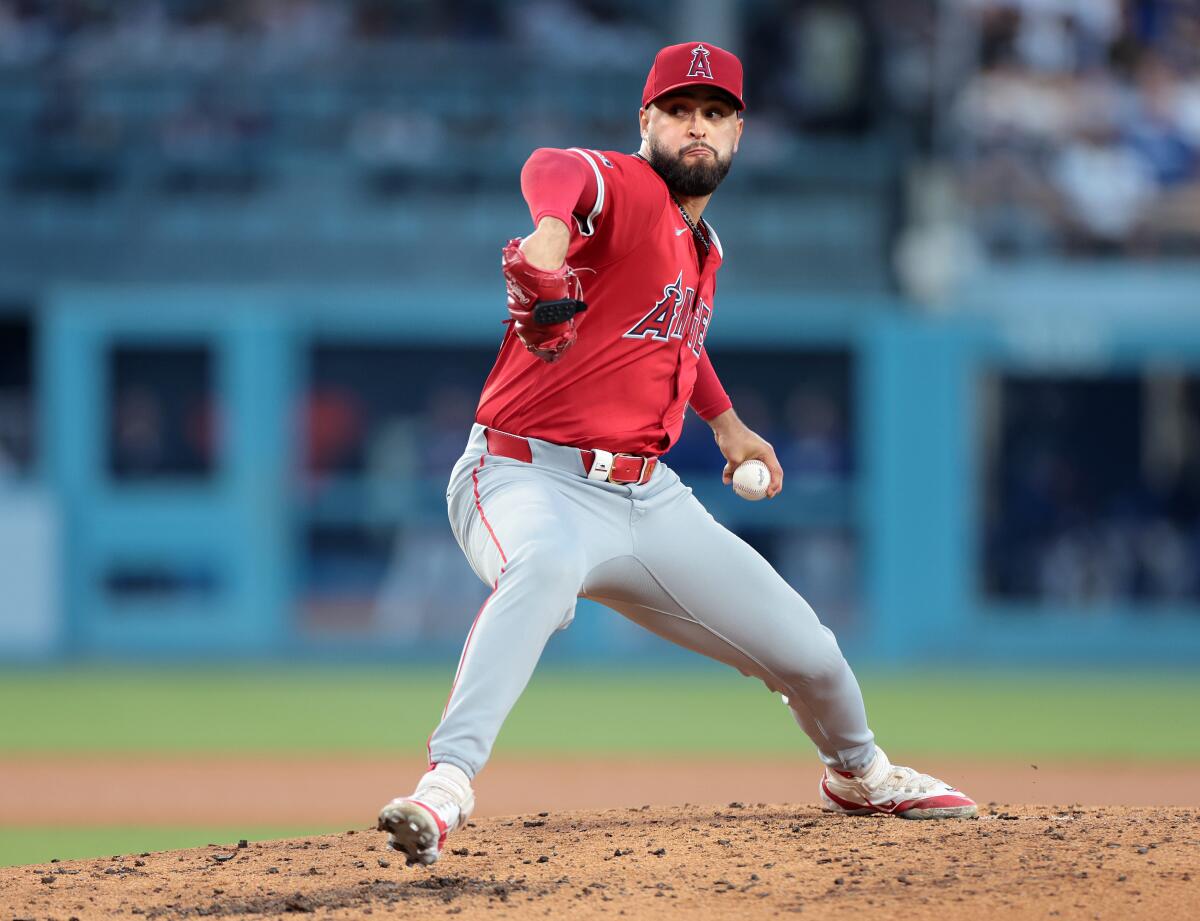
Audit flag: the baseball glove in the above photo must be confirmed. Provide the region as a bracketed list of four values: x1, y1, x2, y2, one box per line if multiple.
[501, 238, 587, 363]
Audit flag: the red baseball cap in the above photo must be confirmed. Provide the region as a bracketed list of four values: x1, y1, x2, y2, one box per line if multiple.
[642, 41, 745, 111]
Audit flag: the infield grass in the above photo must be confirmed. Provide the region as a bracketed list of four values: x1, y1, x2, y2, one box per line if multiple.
[1, 665, 1197, 759]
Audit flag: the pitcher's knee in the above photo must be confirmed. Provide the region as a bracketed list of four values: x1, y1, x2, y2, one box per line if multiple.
[778, 626, 849, 690]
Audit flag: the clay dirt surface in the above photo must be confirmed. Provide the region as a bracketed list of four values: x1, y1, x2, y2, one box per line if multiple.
[3, 804, 1196, 920]
[5, 757, 1199, 826]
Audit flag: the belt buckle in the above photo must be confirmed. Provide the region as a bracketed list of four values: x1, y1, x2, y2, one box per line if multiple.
[587, 449, 650, 484]
[634, 455, 652, 485]
[609, 452, 650, 485]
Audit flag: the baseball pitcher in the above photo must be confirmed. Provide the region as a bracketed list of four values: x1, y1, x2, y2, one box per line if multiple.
[379, 41, 977, 866]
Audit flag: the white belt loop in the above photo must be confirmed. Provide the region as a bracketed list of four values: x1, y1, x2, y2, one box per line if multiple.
[586, 449, 615, 482]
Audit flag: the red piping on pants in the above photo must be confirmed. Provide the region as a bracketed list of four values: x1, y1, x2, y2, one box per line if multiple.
[427, 456, 509, 768]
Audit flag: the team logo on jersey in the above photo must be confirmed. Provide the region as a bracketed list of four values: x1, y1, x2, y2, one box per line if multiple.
[687, 44, 713, 80]
[623, 271, 712, 356]
[624, 272, 687, 343]
[685, 295, 712, 355]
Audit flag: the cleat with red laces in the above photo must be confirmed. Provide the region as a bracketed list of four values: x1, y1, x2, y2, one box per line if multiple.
[819, 747, 977, 820]
[377, 763, 475, 866]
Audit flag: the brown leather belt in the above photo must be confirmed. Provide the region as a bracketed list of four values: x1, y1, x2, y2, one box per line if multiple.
[484, 428, 657, 486]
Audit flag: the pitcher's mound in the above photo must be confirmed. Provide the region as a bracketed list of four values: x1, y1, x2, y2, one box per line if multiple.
[2, 804, 1194, 920]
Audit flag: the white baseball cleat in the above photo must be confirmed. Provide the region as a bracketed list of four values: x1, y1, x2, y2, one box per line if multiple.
[377, 763, 476, 866]
[819, 747, 977, 819]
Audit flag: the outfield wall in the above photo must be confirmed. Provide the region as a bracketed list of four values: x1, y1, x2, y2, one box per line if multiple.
[4, 267, 1200, 663]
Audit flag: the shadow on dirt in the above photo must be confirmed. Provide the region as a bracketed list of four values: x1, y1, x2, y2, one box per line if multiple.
[145, 874, 552, 918]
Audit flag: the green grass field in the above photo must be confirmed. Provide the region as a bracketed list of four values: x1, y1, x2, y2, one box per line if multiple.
[2, 665, 1197, 867]
[0, 826, 337, 869]
[2, 665, 1198, 758]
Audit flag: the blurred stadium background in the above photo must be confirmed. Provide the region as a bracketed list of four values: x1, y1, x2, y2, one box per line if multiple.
[1, 0, 1199, 867]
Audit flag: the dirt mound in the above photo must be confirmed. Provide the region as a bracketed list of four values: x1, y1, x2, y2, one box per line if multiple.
[3, 804, 1195, 920]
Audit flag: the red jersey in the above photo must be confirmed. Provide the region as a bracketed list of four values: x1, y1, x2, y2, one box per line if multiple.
[476, 148, 731, 456]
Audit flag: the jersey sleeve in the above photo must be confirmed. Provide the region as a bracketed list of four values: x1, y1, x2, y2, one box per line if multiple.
[520, 149, 667, 268]
[689, 350, 733, 421]
[520, 147, 603, 235]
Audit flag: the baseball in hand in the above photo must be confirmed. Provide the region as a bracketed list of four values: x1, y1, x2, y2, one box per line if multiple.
[731, 459, 770, 501]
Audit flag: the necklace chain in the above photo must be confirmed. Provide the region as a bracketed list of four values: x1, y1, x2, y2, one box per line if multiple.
[633, 152, 711, 255]
[672, 196, 710, 255]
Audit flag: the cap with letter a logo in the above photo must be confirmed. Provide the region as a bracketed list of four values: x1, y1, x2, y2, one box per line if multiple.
[642, 41, 745, 111]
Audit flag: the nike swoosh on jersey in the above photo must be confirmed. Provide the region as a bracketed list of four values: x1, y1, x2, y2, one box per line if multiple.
[675, 227, 689, 235]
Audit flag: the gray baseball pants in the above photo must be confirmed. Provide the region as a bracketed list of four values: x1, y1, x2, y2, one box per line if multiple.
[428, 423, 877, 778]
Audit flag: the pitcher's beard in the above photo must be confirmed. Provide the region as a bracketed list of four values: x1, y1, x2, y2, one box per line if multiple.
[646, 138, 732, 197]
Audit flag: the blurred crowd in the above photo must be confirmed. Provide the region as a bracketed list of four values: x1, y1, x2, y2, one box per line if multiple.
[0, 0, 907, 198]
[956, 0, 1200, 257]
[985, 375, 1200, 604]
[0, 0, 656, 196]
[108, 346, 216, 479]
[0, 0, 503, 70]
[5, 0, 1200, 261]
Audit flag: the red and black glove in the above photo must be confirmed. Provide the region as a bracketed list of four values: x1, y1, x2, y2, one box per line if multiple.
[501, 238, 587, 363]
